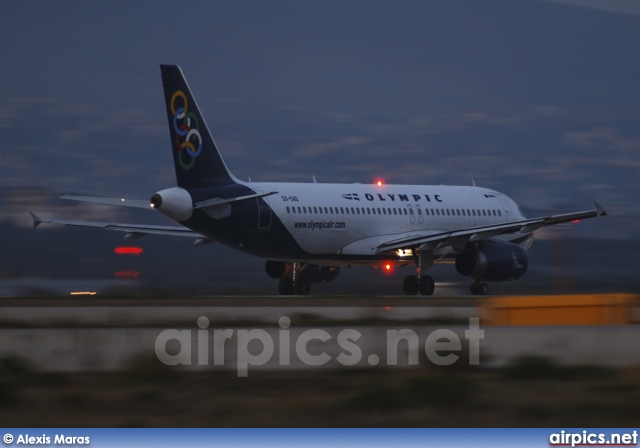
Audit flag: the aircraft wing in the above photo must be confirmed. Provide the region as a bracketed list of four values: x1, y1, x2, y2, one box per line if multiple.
[30, 212, 201, 240]
[375, 201, 607, 254]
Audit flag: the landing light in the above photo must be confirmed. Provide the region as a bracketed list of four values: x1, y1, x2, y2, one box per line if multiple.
[394, 249, 414, 257]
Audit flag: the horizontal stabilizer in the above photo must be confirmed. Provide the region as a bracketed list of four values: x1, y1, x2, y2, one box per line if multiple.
[61, 195, 152, 209]
[194, 191, 278, 209]
[29, 214, 199, 238]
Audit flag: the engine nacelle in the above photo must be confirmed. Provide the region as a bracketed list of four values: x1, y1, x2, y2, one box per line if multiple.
[265, 261, 340, 284]
[150, 187, 193, 222]
[265, 260, 290, 279]
[455, 242, 528, 282]
[299, 265, 341, 284]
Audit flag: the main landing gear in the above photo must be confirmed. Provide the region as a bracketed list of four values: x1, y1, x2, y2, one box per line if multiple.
[277, 262, 310, 296]
[470, 282, 489, 296]
[278, 277, 310, 296]
[403, 275, 435, 296]
[403, 248, 436, 296]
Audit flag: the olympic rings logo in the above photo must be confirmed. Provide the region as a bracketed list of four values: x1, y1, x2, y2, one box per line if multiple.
[171, 90, 202, 170]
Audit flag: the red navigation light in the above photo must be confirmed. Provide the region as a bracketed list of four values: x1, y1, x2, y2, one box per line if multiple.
[114, 246, 143, 255]
[114, 270, 140, 278]
[571, 220, 580, 224]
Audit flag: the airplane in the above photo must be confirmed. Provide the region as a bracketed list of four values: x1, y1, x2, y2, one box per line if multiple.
[31, 65, 607, 296]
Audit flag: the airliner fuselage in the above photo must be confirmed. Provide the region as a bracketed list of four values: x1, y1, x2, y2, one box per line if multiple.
[33, 65, 605, 296]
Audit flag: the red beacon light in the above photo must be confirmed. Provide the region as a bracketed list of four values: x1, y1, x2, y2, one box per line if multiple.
[114, 246, 143, 255]
[376, 180, 384, 187]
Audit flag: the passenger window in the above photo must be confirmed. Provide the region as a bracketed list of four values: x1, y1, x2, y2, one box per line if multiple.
[330, 207, 333, 214]
[286, 206, 290, 213]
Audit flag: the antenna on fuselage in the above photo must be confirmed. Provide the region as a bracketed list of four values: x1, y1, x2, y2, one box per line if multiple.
[472, 179, 476, 187]
[313, 175, 317, 183]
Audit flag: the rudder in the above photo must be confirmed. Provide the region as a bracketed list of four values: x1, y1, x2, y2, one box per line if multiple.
[160, 65, 236, 189]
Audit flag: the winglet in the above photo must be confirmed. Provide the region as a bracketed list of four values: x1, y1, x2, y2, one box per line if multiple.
[594, 201, 607, 217]
[29, 212, 43, 230]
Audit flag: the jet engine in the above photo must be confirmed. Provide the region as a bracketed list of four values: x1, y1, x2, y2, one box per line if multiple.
[265, 260, 290, 279]
[455, 242, 528, 282]
[298, 264, 341, 284]
[265, 261, 340, 284]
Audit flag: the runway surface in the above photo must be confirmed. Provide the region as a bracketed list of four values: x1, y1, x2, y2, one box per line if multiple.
[1, 294, 639, 372]
[0, 295, 477, 307]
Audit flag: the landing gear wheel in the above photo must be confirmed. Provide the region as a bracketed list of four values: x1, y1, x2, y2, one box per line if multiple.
[294, 280, 310, 296]
[403, 275, 419, 295]
[471, 282, 489, 296]
[278, 278, 294, 295]
[418, 275, 435, 296]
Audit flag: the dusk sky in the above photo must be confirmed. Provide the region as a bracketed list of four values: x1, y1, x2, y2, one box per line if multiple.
[2, 1, 639, 237]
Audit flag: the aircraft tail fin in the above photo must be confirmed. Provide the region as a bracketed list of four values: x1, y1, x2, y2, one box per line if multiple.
[160, 65, 237, 189]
